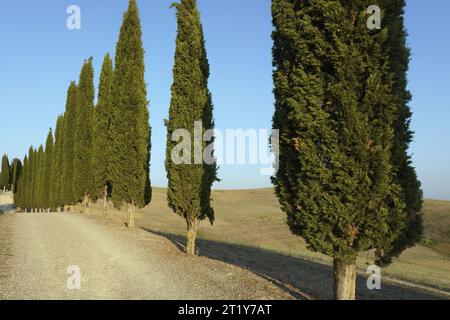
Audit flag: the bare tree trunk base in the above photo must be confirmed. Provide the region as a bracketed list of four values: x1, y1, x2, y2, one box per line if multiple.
[186, 220, 198, 256]
[333, 259, 356, 300]
[103, 184, 108, 218]
[127, 203, 135, 228]
[82, 195, 90, 214]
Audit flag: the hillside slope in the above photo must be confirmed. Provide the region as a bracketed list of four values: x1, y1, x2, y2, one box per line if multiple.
[2, 190, 449, 299]
[89, 188, 450, 299]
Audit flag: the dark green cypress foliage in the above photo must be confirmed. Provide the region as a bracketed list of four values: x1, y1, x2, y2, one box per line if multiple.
[61, 82, 79, 207]
[42, 129, 54, 210]
[271, 0, 404, 299]
[15, 156, 27, 208]
[1, 154, 10, 191]
[24, 148, 34, 210]
[56, 117, 66, 210]
[50, 116, 64, 210]
[165, 0, 218, 255]
[36, 145, 45, 211]
[109, 0, 151, 228]
[92, 53, 114, 215]
[73, 59, 95, 210]
[25, 153, 31, 209]
[11, 159, 22, 194]
[30, 148, 39, 210]
[376, 0, 423, 266]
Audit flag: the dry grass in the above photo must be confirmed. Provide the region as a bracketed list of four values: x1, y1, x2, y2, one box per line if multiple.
[421, 200, 450, 257]
[83, 187, 450, 298]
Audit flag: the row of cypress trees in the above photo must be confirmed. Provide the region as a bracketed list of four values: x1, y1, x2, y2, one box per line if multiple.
[13, 0, 214, 252]
[1, 155, 21, 192]
[14, 0, 151, 228]
[0, 155, 22, 193]
[271, 0, 423, 299]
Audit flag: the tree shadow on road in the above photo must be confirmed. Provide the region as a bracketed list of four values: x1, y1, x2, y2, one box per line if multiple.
[0, 204, 15, 213]
[142, 228, 445, 300]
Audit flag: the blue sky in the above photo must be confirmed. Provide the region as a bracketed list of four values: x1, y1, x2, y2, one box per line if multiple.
[0, 0, 448, 200]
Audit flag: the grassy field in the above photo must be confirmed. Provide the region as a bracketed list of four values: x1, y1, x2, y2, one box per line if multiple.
[87, 188, 450, 299]
[421, 200, 450, 257]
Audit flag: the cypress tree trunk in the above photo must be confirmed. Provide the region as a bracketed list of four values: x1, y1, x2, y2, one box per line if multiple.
[186, 218, 198, 256]
[103, 184, 108, 217]
[82, 194, 90, 214]
[127, 202, 135, 229]
[333, 259, 356, 300]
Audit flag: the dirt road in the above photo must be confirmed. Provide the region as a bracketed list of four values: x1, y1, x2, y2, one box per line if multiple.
[1, 192, 447, 300]
[0, 194, 290, 300]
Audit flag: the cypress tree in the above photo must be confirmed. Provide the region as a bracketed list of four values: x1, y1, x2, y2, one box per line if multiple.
[42, 129, 54, 211]
[15, 156, 27, 208]
[50, 116, 64, 211]
[11, 159, 22, 194]
[165, 0, 218, 255]
[376, 0, 423, 265]
[271, 0, 404, 299]
[109, 0, 151, 228]
[29, 147, 38, 211]
[24, 148, 34, 210]
[36, 145, 45, 211]
[92, 53, 114, 216]
[61, 82, 79, 209]
[1, 154, 10, 192]
[73, 59, 95, 211]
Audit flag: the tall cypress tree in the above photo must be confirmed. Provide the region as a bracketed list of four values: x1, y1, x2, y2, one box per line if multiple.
[376, 0, 423, 266]
[11, 159, 22, 194]
[62, 82, 79, 208]
[165, 0, 218, 256]
[15, 156, 27, 208]
[109, 0, 151, 228]
[92, 53, 114, 216]
[36, 145, 45, 211]
[50, 116, 64, 211]
[271, 0, 404, 299]
[24, 147, 35, 210]
[1, 154, 10, 192]
[73, 59, 95, 211]
[42, 129, 54, 211]
[30, 147, 39, 211]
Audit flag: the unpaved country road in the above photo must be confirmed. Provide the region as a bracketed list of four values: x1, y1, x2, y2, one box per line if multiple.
[0, 202, 291, 300]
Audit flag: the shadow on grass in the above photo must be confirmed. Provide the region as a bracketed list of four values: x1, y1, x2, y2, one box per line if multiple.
[142, 227, 445, 300]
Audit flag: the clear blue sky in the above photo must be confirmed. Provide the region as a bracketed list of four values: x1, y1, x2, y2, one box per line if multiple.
[0, 0, 448, 200]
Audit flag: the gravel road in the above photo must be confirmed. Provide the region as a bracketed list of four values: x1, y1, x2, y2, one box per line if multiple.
[0, 195, 291, 300]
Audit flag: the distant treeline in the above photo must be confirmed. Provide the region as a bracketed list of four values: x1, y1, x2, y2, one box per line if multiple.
[14, 0, 151, 229]
[0, 155, 22, 193]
